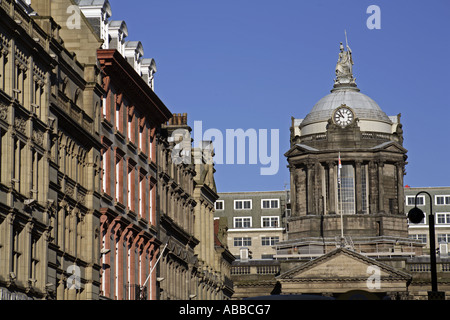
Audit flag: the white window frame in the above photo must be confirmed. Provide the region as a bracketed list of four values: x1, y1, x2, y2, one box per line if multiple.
[437, 234, 450, 244]
[234, 199, 252, 210]
[215, 200, 224, 210]
[407, 211, 427, 225]
[406, 195, 425, 206]
[233, 237, 252, 247]
[409, 234, 427, 244]
[233, 217, 252, 228]
[436, 213, 450, 224]
[261, 216, 280, 228]
[435, 195, 450, 206]
[261, 236, 280, 246]
[261, 199, 280, 209]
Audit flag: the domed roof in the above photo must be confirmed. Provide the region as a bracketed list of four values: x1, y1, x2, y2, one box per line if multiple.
[300, 86, 392, 128]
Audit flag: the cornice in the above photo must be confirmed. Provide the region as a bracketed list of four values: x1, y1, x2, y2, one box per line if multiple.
[97, 49, 172, 125]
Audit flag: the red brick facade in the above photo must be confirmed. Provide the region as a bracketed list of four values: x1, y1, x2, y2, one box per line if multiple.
[98, 49, 171, 300]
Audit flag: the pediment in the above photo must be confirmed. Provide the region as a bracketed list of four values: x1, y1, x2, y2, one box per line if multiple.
[371, 141, 407, 154]
[284, 144, 320, 157]
[278, 248, 411, 282]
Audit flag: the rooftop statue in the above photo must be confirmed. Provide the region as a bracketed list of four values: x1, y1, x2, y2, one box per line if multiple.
[334, 32, 356, 87]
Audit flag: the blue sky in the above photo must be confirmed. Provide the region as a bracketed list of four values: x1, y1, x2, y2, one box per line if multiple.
[108, 0, 450, 192]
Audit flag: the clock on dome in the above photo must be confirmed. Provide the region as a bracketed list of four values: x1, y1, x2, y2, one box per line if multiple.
[333, 105, 354, 127]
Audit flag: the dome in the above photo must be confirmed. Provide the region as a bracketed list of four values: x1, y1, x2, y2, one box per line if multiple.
[297, 41, 396, 136]
[300, 87, 392, 128]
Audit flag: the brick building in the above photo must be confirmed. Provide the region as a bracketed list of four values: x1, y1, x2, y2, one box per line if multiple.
[0, 0, 232, 301]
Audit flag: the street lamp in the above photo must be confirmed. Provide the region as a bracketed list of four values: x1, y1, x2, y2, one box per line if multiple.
[408, 191, 444, 299]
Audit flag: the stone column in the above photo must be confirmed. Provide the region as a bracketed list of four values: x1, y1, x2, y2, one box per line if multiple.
[209, 206, 214, 267]
[306, 162, 315, 215]
[355, 160, 363, 214]
[378, 160, 385, 213]
[327, 161, 336, 214]
[205, 204, 211, 268]
[289, 165, 297, 215]
[200, 202, 206, 265]
[368, 161, 377, 214]
[396, 162, 405, 215]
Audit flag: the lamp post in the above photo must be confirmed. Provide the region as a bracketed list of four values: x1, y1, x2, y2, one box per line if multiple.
[408, 191, 444, 299]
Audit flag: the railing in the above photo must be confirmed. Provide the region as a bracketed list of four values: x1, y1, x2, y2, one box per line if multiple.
[256, 265, 280, 275]
[274, 236, 423, 260]
[231, 261, 280, 276]
[408, 263, 450, 273]
[231, 266, 250, 275]
[361, 132, 391, 140]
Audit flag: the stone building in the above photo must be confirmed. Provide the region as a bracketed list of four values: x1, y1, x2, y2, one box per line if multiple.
[284, 40, 418, 255]
[405, 186, 450, 254]
[0, 0, 103, 300]
[69, 0, 175, 300]
[0, 0, 231, 301]
[156, 113, 198, 300]
[157, 113, 234, 300]
[214, 190, 289, 260]
[230, 41, 450, 300]
[193, 141, 235, 299]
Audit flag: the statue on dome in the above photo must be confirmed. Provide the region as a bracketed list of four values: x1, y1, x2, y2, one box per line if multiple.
[336, 42, 353, 77]
[334, 31, 356, 87]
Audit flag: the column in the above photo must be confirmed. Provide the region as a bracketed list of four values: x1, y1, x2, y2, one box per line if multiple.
[396, 162, 405, 215]
[377, 161, 385, 213]
[315, 161, 323, 215]
[327, 161, 336, 214]
[200, 202, 206, 265]
[306, 162, 315, 215]
[289, 165, 297, 215]
[355, 160, 363, 214]
[209, 206, 214, 266]
[368, 161, 378, 214]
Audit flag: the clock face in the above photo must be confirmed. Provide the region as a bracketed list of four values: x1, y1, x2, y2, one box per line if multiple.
[334, 106, 354, 127]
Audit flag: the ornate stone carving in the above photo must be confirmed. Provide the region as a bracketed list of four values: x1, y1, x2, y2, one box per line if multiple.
[14, 116, 27, 134]
[32, 130, 44, 147]
[0, 104, 7, 120]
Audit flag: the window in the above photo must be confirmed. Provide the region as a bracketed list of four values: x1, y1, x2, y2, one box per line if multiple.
[233, 237, 251, 247]
[261, 237, 279, 246]
[436, 213, 450, 224]
[409, 234, 427, 244]
[128, 115, 132, 142]
[13, 138, 26, 195]
[234, 217, 251, 228]
[361, 164, 369, 214]
[139, 125, 144, 151]
[261, 216, 279, 228]
[438, 234, 450, 244]
[406, 195, 425, 206]
[149, 184, 154, 224]
[261, 199, 279, 209]
[139, 174, 145, 218]
[215, 200, 224, 210]
[407, 212, 426, 225]
[115, 155, 122, 202]
[115, 102, 121, 130]
[234, 200, 252, 210]
[127, 166, 132, 209]
[436, 195, 450, 206]
[337, 164, 355, 214]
